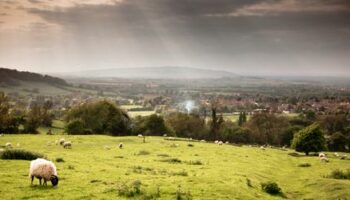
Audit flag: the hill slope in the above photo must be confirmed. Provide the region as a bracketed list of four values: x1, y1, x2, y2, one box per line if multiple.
[63, 66, 238, 79]
[0, 135, 349, 199]
[0, 68, 68, 87]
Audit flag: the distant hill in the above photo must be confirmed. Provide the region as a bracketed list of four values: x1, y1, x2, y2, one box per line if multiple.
[0, 68, 68, 87]
[63, 67, 238, 79]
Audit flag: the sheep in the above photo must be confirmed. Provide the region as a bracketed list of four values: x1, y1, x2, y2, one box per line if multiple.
[318, 152, 326, 158]
[63, 141, 72, 149]
[225, 141, 229, 144]
[320, 156, 329, 162]
[200, 140, 206, 143]
[334, 153, 339, 157]
[340, 155, 348, 160]
[260, 146, 265, 150]
[29, 158, 59, 187]
[59, 138, 65, 146]
[163, 134, 167, 137]
[119, 143, 123, 149]
[214, 140, 219, 144]
[137, 134, 143, 138]
[0, 133, 4, 137]
[5, 142, 12, 148]
[218, 141, 223, 145]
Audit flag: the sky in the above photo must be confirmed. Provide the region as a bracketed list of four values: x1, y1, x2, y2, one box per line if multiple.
[0, 0, 350, 76]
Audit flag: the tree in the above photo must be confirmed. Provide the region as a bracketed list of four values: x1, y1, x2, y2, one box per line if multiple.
[0, 92, 20, 133]
[246, 113, 289, 145]
[142, 114, 172, 136]
[209, 99, 223, 140]
[238, 112, 247, 126]
[291, 124, 326, 155]
[65, 101, 131, 135]
[166, 112, 207, 139]
[327, 132, 349, 152]
[23, 104, 41, 133]
[41, 100, 54, 127]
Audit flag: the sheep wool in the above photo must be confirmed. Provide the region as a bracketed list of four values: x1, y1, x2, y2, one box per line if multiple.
[63, 141, 72, 149]
[319, 153, 326, 158]
[29, 158, 59, 186]
[59, 138, 65, 145]
[5, 142, 12, 148]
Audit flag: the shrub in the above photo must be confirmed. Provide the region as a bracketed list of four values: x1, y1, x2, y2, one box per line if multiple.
[56, 157, 65, 162]
[298, 163, 311, 167]
[117, 180, 143, 197]
[0, 149, 45, 160]
[65, 119, 85, 135]
[261, 181, 282, 195]
[327, 169, 350, 180]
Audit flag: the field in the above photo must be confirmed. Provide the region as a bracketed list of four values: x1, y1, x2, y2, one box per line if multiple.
[1, 135, 350, 199]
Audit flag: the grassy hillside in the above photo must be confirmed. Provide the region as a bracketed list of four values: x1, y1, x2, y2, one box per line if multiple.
[0, 135, 349, 199]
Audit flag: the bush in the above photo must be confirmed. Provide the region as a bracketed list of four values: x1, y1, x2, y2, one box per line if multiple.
[327, 169, 350, 180]
[0, 149, 45, 160]
[117, 180, 142, 197]
[65, 119, 85, 135]
[56, 157, 65, 162]
[261, 181, 282, 195]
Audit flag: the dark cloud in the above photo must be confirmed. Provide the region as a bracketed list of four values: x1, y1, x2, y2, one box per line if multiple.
[3, 0, 350, 76]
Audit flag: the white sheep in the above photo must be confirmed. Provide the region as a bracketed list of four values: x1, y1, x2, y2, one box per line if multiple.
[225, 141, 229, 144]
[29, 158, 59, 187]
[319, 152, 326, 158]
[0, 133, 4, 137]
[59, 138, 65, 146]
[260, 146, 265, 150]
[320, 156, 329, 162]
[63, 141, 72, 149]
[214, 140, 219, 144]
[137, 134, 143, 137]
[119, 143, 123, 149]
[5, 142, 12, 148]
[340, 155, 348, 160]
[163, 134, 167, 137]
[334, 153, 339, 157]
[200, 140, 206, 142]
[218, 141, 223, 145]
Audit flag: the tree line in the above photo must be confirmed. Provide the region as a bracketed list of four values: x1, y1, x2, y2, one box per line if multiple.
[1, 95, 349, 153]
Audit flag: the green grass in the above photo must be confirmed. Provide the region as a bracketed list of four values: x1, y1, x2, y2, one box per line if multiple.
[1, 135, 350, 199]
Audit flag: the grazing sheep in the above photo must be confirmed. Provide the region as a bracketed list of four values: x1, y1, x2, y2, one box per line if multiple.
[340, 155, 348, 160]
[334, 153, 339, 157]
[137, 134, 143, 137]
[214, 140, 219, 144]
[163, 134, 167, 137]
[59, 138, 65, 145]
[5, 142, 12, 148]
[200, 140, 206, 142]
[225, 141, 229, 144]
[319, 152, 326, 158]
[0, 133, 4, 137]
[320, 156, 329, 162]
[260, 146, 265, 150]
[63, 141, 72, 149]
[29, 158, 59, 187]
[218, 141, 223, 145]
[119, 143, 123, 149]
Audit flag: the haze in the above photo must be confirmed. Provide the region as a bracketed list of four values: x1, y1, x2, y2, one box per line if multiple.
[0, 0, 350, 76]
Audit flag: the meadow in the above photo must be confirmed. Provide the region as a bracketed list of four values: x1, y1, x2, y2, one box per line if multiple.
[1, 135, 350, 199]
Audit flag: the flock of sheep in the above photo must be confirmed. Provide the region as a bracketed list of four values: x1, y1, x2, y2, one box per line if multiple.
[1, 133, 349, 188]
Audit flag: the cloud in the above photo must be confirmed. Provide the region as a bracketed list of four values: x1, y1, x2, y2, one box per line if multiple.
[228, 0, 350, 17]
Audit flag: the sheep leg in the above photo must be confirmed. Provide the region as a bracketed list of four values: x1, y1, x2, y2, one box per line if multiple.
[39, 178, 42, 185]
[31, 176, 34, 185]
[44, 180, 47, 186]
